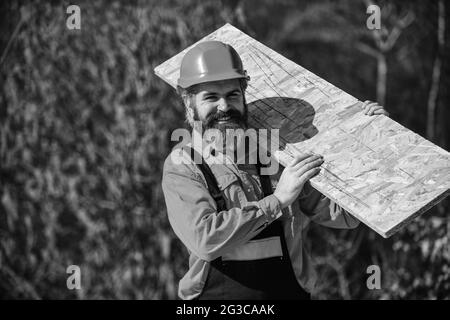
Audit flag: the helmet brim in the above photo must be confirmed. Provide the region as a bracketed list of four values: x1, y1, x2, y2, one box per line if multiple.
[177, 71, 249, 89]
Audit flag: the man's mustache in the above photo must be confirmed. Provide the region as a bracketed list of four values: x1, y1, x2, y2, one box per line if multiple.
[205, 109, 244, 127]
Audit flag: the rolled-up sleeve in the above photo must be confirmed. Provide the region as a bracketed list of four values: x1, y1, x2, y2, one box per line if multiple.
[298, 182, 360, 229]
[162, 153, 282, 262]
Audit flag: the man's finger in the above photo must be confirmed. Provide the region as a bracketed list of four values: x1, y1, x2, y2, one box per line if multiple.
[362, 100, 374, 109]
[295, 158, 324, 176]
[292, 154, 322, 170]
[364, 102, 378, 114]
[368, 105, 383, 115]
[362, 100, 372, 107]
[299, 167, 321, 184]
[373, 108, 389, 116]
[289, 153, 314, 167]
[367, 105, 377, 115]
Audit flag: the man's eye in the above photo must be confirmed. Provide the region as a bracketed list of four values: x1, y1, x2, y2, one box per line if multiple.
[205, 96, 217, 101]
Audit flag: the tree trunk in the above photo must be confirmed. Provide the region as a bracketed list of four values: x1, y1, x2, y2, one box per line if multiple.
[427, 0, 445, 141]
[376, 53, 387, 106]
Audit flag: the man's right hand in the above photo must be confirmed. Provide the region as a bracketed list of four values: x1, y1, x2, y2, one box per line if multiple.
[273, 153, 324, 209]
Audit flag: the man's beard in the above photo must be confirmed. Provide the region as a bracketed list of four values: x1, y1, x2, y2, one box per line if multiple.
[194, 105, 248, 132]
[192, 105, 250, 158]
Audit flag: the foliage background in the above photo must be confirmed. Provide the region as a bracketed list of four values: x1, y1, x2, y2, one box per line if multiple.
[0, 0, 448, 299]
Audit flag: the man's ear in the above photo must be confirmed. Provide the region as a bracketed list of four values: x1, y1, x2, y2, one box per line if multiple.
[184, 101, 195, 128]
[177, 88, 188, 108]
[183, 95, 192, 110]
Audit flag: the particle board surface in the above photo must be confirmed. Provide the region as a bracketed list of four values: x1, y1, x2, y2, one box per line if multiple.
[154, 23, 450, 238]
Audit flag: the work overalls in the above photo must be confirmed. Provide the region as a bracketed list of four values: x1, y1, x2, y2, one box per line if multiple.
[188, 147, 311, 300]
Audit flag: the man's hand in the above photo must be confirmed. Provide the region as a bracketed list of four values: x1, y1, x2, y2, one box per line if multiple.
[361, 100, 389, 116]
[274, 154, 323, 209]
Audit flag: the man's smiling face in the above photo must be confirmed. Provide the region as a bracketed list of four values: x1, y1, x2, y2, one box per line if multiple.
[188, 79, 247, 131]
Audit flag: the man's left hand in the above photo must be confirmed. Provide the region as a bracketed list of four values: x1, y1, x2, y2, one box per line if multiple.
[361, 100, 389, 117]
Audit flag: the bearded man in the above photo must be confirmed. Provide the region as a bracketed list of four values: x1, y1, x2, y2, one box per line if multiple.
[162, 41, 388, 300]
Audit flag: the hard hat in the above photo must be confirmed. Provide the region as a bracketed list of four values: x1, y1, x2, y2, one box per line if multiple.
[177, 41, 249, 89]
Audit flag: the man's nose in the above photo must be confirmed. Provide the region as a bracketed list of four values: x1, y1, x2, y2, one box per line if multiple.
[217, 97, 230, 112]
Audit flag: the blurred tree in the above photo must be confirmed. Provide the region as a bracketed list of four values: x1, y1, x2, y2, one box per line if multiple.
[427, 0, 445, 142]
[0, 0, 448, 300]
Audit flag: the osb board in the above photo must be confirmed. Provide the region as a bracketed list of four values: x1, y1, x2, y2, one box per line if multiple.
[154, 23, 450, 238]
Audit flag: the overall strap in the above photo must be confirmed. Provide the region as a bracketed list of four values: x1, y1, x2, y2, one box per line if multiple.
[252, 160, 283, 240]
[185, 146, 226, 267]
[256, 163, 274, 197]
[185, 146, 227, 212]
